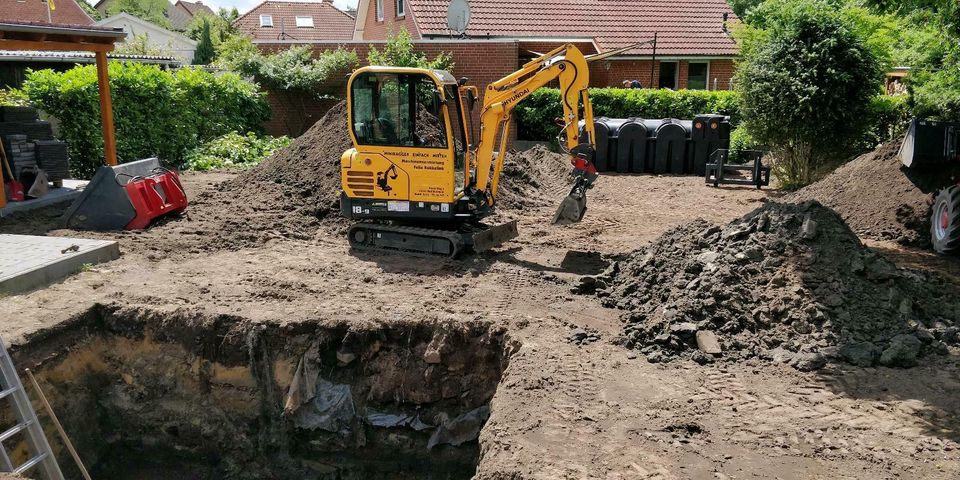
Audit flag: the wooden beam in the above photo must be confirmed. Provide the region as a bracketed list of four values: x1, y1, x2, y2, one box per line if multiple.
[0, 39, 113, 52]
[95, 51, 118, 167]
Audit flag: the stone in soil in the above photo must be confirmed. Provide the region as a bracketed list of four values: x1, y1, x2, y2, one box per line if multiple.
[586, 200, 960, 369]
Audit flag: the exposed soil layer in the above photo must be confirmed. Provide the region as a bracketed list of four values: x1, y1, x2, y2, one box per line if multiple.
[581, 201, 960, 370]
[790, 141, 960, 247]
[12, 304, 512, 480]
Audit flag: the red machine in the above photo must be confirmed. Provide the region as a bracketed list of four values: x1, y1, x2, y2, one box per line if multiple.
[121, 168, 187, 229]
[62, 158, 188, 231]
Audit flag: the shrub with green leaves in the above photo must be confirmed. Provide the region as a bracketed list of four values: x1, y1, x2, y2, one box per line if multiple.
[735, 0, 882, 189]
[516, 88, 740, 141]
[22, 62, 269, 178]
[217, 37, 358, 97]
[185, 132, 290, 171]
[0, 89, 27, 106]
[368, 27, 453, 70]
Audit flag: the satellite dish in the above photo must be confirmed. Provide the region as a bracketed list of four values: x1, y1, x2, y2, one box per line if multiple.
[447, 0, 470, 35]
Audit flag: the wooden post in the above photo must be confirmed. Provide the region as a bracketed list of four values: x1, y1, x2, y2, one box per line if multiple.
[95, 51, 118, 166]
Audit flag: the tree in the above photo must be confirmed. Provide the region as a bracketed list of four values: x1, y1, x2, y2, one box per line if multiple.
[727, 0, 764, 18]
[107, 0, 172, 28]
[735, 0, 882, 189]
[193, 18, 215, 65]
[367, 27, 453, 70]
[78, 0, 102, 21]
[186, 8, 239, 46]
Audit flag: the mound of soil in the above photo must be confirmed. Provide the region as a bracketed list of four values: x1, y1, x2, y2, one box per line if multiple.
[496, 146, 573, 211]
[789, 141, 956, 246]
[578, 201, 960, 370]
[230, 101, 352, 219]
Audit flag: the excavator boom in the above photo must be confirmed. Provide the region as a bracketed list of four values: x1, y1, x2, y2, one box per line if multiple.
[469, 44, 598, 223]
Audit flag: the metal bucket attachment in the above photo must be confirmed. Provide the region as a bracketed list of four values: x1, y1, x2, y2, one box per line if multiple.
[471, 220, 519, 252]
[552, 182, 588, 225]
[62, 158, 160, 230]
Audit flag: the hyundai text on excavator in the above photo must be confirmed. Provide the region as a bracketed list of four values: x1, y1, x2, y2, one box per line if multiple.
[339, 43, 632, 256]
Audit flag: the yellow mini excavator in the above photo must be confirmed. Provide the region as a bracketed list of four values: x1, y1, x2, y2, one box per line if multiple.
[340, 43, 629, 256]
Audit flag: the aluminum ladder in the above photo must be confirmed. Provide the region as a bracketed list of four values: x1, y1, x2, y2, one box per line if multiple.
[0, 337, 63, 479]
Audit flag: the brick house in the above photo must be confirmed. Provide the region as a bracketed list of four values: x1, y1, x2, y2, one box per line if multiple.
[234, 0, 356, 41]
[0, 0, 95, 26]
[353, 0, 739, 90]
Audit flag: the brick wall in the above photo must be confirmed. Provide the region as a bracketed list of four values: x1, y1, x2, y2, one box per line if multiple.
[362, 0, 420, 39]
[589, 59, 736, 90]
[257, 40, 518, 138]
[256, 41, 737, 137]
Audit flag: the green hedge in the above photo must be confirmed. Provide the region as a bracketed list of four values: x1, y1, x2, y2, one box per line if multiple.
[22, 62, 269, 178]
[516, 87, 911, 156]
[516, 88, 740, 141]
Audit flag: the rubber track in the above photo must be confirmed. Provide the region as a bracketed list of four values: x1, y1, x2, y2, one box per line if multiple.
[349, 223, 465, 258]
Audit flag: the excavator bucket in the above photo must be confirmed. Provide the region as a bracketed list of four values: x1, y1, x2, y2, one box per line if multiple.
[553, 182, 588, 225]
[472, 220, 520, 252]
[62, 158, 188, 230]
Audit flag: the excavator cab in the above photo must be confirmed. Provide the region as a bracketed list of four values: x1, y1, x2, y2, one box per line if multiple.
[342, 68, 471, 216]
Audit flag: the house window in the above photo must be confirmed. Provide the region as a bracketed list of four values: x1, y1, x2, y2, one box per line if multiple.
[688, 62, 709, 90]
[260, 15, 273, 27]
[397, 0, 405, 16]
[295, 16, 314, 27]
[658, 61, 678, 89]
[376, 0, 384, 21]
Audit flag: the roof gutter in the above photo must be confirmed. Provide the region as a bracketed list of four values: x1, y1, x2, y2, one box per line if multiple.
[0, 22, 126, 39]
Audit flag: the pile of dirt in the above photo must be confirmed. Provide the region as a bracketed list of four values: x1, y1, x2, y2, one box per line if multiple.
[789, 141, 956, 246]
[227, 101, 352, 219]
[496, 146, 573, 210]
[577, 201, 960, 370]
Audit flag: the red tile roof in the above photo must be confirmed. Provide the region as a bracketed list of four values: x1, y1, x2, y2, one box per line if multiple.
[0, 0, 95, 27]
[408, 0, 738, 56]
[177, 0, 215, 17]
[235, 1, 356, 41]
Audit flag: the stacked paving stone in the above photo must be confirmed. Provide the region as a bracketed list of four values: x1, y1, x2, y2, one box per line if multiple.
[2, 135, 36, 178]
[0, 106, 69, 182]
[34, 140, 70, 180]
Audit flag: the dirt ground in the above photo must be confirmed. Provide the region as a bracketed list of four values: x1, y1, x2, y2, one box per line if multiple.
[2, 169, 960, 479]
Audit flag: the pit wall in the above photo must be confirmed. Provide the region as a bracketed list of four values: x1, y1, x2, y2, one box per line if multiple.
[8, 305, 515, 479]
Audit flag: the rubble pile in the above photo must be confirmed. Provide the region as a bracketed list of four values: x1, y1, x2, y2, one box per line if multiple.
[578, 201, 960, 370]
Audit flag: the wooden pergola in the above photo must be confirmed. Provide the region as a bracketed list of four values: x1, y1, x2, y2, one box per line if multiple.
[0, 21, 126, 209]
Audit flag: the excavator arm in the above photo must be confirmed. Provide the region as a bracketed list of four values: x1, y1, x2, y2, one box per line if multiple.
[472, 44, 597, 201]
[466, 42, 642, 223]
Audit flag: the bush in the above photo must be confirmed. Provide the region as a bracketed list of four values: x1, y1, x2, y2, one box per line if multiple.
[735, 0, 882, 190]
[368, 27, 453, 70]
[217, 37, 358, 97]
[22, 62, 269, 178]
[0, 89, 27, 106]
[516, 88, 740, 141]
[185, 132, 290, 171]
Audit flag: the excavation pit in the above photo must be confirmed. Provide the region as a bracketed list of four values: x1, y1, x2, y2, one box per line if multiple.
[8, 305, 514, 479]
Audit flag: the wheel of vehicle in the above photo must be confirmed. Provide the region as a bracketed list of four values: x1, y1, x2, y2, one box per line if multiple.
[931, 185, 960, 254]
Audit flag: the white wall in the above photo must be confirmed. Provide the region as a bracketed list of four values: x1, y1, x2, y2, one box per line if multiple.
[96, 13, 198, 64]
